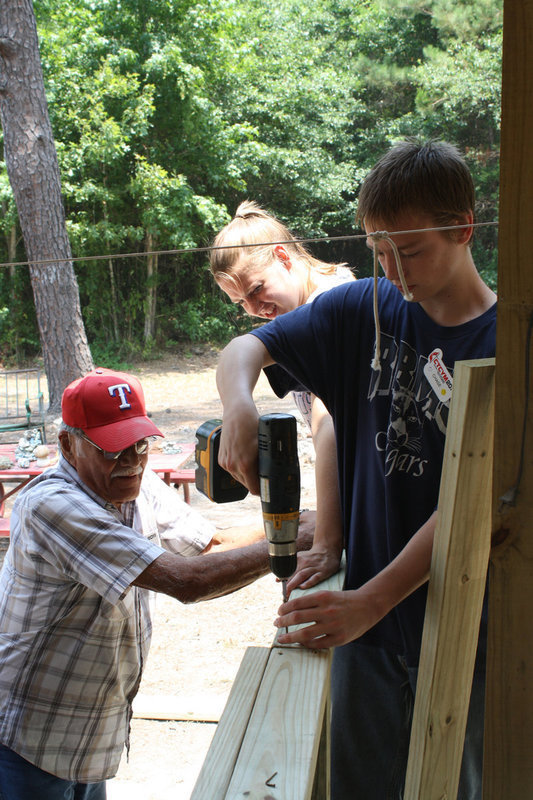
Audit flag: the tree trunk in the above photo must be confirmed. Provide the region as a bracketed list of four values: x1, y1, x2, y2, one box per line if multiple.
[108, 259, 120, 343]
[0, 0, 93, 413]
[144, 232, 158, 343]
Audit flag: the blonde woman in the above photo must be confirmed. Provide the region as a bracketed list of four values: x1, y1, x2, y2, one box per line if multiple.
[210, 201, 355, 587]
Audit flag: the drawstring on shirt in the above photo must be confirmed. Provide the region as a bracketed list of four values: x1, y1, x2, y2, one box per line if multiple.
[369, 231, 414, 371]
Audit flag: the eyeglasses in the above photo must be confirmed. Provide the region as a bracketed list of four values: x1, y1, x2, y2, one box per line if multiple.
[79, 433, 152, 461]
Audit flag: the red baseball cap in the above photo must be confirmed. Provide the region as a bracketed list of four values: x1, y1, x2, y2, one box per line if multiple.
[62, 368, 163, 451]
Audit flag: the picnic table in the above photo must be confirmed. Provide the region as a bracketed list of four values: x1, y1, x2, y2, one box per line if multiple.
[146, 443, 196, 501]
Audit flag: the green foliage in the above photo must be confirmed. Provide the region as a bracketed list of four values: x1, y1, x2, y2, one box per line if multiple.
[1, 0, 503, 358]
[0, 300, 41, 365]
[0, 165, 18, 237]
[167, 294, 253, 345]
[88, 340, 135, 372]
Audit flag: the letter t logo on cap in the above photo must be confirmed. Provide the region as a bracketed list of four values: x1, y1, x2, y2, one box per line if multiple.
[108, 383, 132, 409]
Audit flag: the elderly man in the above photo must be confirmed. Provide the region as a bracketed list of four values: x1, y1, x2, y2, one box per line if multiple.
[0, 368, 313, 800]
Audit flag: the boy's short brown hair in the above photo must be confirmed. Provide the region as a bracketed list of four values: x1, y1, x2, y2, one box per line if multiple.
[356, 139, 475, 230]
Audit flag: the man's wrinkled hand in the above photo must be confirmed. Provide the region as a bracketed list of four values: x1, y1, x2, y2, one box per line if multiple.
[286, 544, 341, 594]
[295, 510, 315, 553]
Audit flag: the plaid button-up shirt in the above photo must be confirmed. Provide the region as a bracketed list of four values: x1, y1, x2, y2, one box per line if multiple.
[0, 457, 213, 781]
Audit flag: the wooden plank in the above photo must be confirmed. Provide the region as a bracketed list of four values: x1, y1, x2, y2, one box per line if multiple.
[222, 564, 344, 799]
[224, 645, 332, 800]
[486, 1, 533, 797]
[404, 359, 495, 800]
[190, 561, 345, 800]
[190, 647, 270, 800]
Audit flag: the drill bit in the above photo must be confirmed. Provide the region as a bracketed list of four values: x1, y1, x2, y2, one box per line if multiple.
[281, 579, 289, 635]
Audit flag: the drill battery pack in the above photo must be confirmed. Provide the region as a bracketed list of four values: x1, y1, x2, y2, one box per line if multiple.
[195, 419, 249, 503]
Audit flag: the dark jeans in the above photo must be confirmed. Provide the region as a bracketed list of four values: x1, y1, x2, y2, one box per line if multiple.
[330, 641, 485, 800]
[0, 745, 106, 800]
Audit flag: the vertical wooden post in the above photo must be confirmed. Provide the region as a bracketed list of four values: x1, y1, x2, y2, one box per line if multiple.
[404, 360, 495, 800]
[485, 1, 533, 796]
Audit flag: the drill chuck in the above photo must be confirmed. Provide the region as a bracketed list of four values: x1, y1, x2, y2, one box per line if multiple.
[258, 413, 300, 581]
[266, 530, 298, 579]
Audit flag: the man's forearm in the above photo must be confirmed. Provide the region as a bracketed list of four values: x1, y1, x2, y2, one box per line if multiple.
[134, 543, 271, 603]
[134, 512, 315, 603]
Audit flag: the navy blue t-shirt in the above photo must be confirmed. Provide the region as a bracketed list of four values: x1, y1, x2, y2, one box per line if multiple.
[252, 277, 496, 664]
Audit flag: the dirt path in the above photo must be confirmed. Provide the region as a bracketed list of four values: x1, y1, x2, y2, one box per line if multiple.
[77, 350, 318, 799]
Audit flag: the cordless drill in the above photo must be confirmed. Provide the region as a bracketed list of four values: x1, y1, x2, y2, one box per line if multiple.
[258, 413, 300, 601]
[195, 413, 301, 597]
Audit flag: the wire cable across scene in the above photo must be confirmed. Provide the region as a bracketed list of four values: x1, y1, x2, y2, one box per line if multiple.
[0, 220, 499, 271]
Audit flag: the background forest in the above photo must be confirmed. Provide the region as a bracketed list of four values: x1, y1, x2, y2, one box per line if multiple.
[0, 0, 502, 365]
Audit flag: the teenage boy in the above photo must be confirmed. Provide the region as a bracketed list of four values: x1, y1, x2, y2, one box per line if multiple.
[215, 140, 497, 799]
